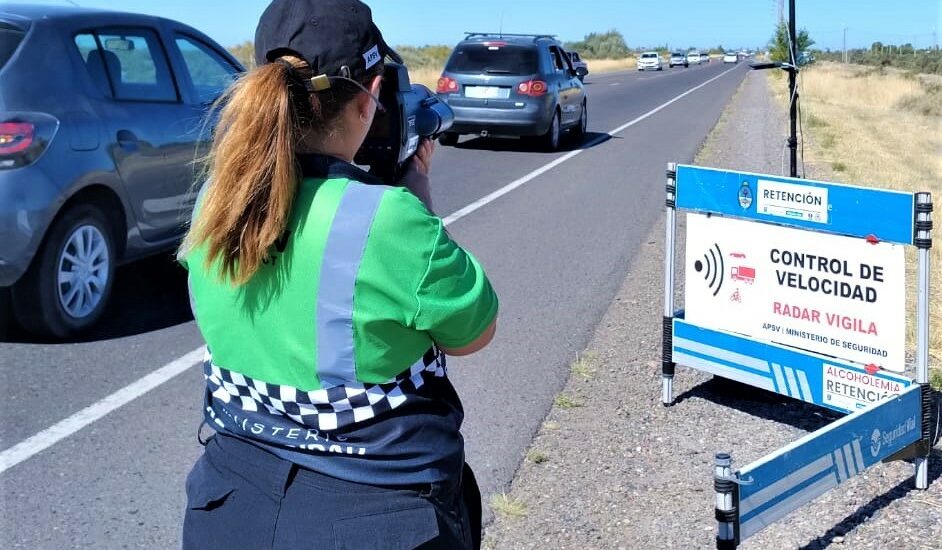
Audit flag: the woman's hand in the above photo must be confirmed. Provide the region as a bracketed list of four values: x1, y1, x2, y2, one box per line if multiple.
[399, 139, 435, 211]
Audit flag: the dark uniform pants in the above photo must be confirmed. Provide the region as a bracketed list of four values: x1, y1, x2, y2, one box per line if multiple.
[182, 433, 481, 550]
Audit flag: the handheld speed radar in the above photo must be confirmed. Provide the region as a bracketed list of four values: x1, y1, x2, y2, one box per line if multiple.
[355, 63, 454, 180]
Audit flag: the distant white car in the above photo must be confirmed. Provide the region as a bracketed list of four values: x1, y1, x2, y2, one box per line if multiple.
[686, 50, 701, 65]
[723, 51, 738, 63]
[637, 51, 663, 71]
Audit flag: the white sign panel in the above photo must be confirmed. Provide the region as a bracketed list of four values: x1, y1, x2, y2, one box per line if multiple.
[757, 179, 829, 224]
[684, 214, 906, 371]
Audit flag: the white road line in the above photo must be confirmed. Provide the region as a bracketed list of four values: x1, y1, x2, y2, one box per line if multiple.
[444, 64, 739, 226]
[1, 64, 740, 474]
[610, 82, 621, 86]
[0, 347, 205, 475]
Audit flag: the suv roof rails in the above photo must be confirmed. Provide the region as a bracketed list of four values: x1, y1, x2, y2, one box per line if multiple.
[463, 32, 558, 42]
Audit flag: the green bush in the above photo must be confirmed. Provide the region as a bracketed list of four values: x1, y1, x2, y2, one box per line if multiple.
[816, 45, 942, 75]
[768, 22, 814, 63]
[564, 30, 630, 59]
[393, 45, 453, 70]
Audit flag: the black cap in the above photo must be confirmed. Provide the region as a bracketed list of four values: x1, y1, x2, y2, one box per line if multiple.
[255, 0, 401, 80]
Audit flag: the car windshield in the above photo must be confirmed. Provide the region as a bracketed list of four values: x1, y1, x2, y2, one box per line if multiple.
[446, 44, 538, 75]
[641, 53, 657, 58]
[0, 21, 26, 70]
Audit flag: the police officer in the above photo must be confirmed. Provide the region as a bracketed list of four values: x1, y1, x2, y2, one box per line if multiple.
[179, 1, 498, 548]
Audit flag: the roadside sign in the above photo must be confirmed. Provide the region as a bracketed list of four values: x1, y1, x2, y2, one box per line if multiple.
[684, 213, 906, 371]
[672, 319, 912, 414]
[674, 165, 916, 244]
[661, 164, 933, 549]
[735, 385, 923, 541]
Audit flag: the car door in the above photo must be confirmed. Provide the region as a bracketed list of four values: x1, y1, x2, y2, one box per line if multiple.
[549, 46, 579, 125]
[166, 32, 241, 218]
[75, 27, 193, 243]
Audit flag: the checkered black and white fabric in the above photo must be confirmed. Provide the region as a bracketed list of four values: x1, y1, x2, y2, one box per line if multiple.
[203, 349, 446, 432]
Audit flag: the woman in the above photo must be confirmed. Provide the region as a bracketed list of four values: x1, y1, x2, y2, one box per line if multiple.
[179, 1, 498, 548]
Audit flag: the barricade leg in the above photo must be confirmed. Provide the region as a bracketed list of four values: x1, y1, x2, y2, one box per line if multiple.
[662, 163, 677, 406]
[714, 453, 738, 549]
[914, 192, 932, 489]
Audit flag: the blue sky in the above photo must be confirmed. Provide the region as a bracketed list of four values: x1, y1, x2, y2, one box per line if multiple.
[26, 0, 942, 51]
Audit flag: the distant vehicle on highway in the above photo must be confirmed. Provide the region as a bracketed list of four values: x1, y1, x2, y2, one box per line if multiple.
[701, 51, 711, 63]
[798, 49, 815, 66]
[567, 51, 589, 82]
[435, 33, 587, 151]
[637, 51, 663, 71]
[686, 50, 702, 65]
[669, 51, 688, 68]
[0, 3, 243, 337]
[723, 51, 738, 63]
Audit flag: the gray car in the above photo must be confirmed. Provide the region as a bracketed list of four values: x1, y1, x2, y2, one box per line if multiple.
[0, 4, 242, 337]
[435, 33, 587, 151]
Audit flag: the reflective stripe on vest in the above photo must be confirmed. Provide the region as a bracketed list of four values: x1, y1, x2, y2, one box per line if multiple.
[316, 182, 386, 388]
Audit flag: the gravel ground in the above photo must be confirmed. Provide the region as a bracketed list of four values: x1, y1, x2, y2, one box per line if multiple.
[483, 71, 942, 550]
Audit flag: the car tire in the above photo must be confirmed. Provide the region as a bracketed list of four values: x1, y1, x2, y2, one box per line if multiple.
[577, 75, 585, 83]
[540, 110, 561, 152]
[657, 66, 663, 71]
[12, 203, 116, 338]
[439, 132, 459, 146]
[0, 287, 11, 340]
[572, 101, 587, 141]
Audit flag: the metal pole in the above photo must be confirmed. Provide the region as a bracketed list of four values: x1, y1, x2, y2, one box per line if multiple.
[842, 26, 846, 63]
[662, 163, 678, 406]
[787, 0, 798, 178]
[914, 192, 933, 489]
[715, 453, 737, 549]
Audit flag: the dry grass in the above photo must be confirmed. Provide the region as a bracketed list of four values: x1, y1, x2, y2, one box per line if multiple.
[771, 62, 941, 382]
[410, 66, 444, 89]
[490, 493, 528, 519]
[585, 57, 638, 73]
[570, 351, 598, 379]
[553, 392, 584, 409]
[409, 57, 638, 89]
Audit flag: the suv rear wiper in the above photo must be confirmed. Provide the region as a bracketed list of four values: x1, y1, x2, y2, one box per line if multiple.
[483, 69, 513, 74]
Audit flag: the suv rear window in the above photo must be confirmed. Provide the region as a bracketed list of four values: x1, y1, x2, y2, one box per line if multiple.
[0, 22, 26, 70]
[446, 44, 538, 75]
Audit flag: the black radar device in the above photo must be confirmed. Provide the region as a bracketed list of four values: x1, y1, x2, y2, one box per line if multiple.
[355, 63, 454, 180]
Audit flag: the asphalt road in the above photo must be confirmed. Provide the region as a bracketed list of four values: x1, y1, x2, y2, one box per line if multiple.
[0, 60, 750, 548]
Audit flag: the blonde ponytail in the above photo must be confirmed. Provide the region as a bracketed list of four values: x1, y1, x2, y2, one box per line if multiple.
[181, 55, 383, 285]
[182, 61, 300, 285]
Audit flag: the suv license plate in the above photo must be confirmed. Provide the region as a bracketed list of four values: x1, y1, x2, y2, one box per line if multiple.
[465, 86, 510, 99]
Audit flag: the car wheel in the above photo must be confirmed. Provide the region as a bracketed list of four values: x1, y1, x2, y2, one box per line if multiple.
[572, 101, 587, 141]
[577, 75, 585, 83]
[12, 203, 116, 338]
[439, 132, 459, 146]
[541, 110, 561, 151]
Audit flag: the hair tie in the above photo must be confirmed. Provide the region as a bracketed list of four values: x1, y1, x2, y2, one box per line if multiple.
[274, 58, 298, 77]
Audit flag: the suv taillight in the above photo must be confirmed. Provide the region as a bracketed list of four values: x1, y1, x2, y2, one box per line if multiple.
[437, 77, 459, 94]
[0, 113, 58, 170]
[517, 80, 547, 97]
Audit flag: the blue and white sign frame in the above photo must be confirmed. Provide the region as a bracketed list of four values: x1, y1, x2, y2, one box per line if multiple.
[660, 164, 934, 548]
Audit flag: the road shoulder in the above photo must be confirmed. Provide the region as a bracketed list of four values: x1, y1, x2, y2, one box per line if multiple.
[483, 71, 942, 550]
